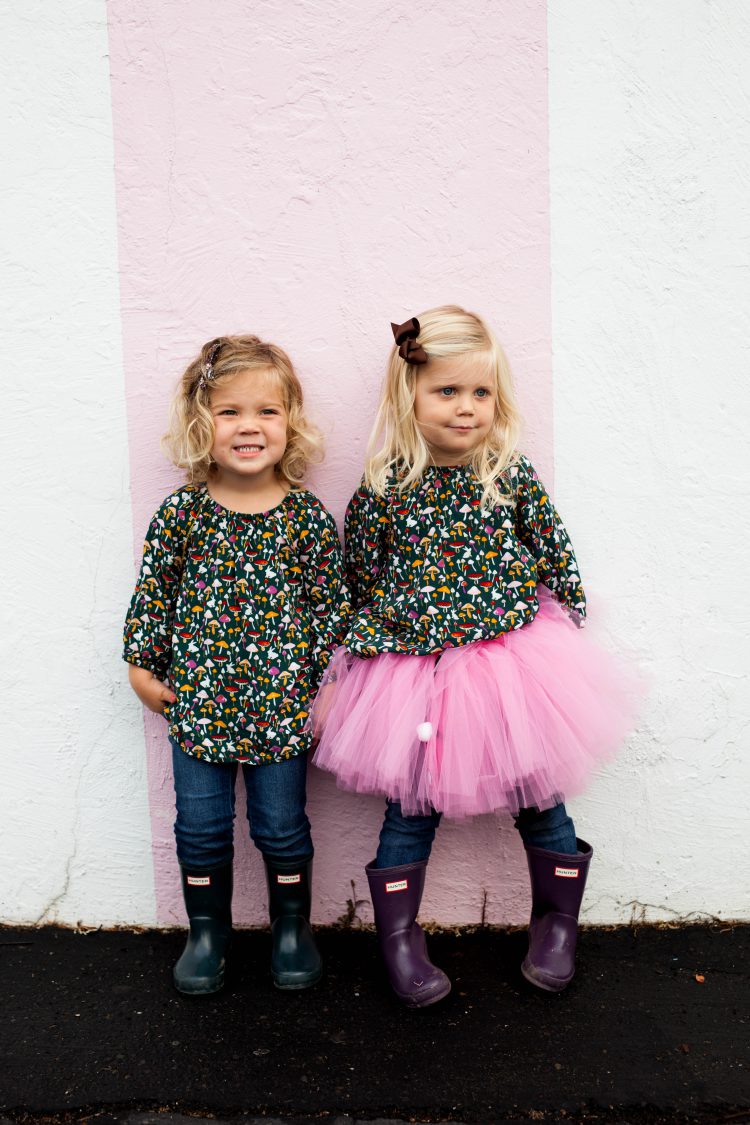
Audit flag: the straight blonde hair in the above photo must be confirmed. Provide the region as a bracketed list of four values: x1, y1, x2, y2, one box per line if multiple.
[365, 305, 522, 508]
[163, 335, 323, 486]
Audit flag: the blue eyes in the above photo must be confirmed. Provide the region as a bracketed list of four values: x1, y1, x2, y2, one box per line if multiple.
[438, 387, 490, 398]
[216, 408, 279, 416]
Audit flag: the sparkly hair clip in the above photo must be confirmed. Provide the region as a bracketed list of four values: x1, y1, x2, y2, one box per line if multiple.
[197, 340, 223, 391]
[390, 317, 428, 365]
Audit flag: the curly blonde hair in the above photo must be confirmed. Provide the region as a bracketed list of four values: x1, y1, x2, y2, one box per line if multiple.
[163, 335, 323, 486]
[365, 305, 522, 508]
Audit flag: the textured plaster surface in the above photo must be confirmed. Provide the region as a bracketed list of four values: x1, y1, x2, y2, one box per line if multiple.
[548, 0, 750, 922]
[0, 0, 156, 924]
[107, 0, 553, 926]
[2, 1, 748, 929]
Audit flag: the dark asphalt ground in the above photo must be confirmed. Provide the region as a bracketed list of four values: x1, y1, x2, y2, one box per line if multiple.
[0, 924, 748, 1125]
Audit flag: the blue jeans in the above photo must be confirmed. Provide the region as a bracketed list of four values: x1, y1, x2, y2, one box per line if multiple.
[171, 742, 313, 869]
[373, 799, 578, 868]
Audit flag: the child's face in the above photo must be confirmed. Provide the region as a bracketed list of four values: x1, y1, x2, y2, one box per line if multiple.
[413, 353, 495, 465]
[209, 368, 288, 487]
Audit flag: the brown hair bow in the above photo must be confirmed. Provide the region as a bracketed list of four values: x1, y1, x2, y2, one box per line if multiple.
[391, 317, 428, 365]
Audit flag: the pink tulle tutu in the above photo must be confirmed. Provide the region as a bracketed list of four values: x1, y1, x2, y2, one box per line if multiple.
[311, 589, 639, 817]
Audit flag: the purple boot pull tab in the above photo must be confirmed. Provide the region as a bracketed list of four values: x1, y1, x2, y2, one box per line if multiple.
[366, 859, 451, 1009]
[521, 838, 593, 992]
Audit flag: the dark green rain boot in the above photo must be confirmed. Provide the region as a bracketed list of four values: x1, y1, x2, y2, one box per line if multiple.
[264, 855, 323, 990]
[173, 862, 233, 995]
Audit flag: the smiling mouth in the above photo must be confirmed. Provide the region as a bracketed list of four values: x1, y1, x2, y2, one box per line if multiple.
[234, 444, 264, 453]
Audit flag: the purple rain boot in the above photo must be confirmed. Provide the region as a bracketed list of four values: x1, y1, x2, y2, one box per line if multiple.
[521, 838, 593, 993]
[366, 858, 451, 1009]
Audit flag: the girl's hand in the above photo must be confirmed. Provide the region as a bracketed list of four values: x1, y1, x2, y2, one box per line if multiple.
[128, 664, 177, 714]
[310, 679, 337, 743]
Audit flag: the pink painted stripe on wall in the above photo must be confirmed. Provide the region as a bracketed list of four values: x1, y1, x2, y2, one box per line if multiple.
[107, 0, 552, 926]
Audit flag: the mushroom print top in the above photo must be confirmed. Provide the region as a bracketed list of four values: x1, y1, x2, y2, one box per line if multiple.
[124, 485, 351, 765]
[343, 454, 586, 657]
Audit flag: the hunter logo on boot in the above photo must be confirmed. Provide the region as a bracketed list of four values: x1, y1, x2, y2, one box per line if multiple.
[277, 873, 301, 884]
[385, 879, 408, 893]
[554, 867, 579, 878]
[186, 875, 211, 886]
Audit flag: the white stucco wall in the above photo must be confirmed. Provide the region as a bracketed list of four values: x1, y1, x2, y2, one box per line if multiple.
[548, 0, 750, 922]
[1, 0, 748, 928]
[0, 0, 157, 926]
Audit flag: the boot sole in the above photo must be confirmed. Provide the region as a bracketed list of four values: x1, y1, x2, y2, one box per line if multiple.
[397, 978, 452, 1008]
[173, 970, 225, 995]
[521, 959, 572, 993]
[272, 966, 323, 990]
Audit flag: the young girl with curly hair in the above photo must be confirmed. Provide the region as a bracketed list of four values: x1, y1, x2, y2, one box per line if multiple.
[125, 335, 350, 994]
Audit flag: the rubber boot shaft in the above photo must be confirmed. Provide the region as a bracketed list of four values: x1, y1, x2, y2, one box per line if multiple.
[522, 837, 592, 992]
[174, 862, 233, 995]
[366, 858, 451, 1009]
[264, 855, 322, 990]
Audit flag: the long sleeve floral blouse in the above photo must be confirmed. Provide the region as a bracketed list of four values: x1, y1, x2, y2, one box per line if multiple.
[123, 485, 351, 765]
[343, 454, 585, 657]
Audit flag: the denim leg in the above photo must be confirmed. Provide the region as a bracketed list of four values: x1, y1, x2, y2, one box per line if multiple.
[513, 802, 578, 855]
[373, 799, 442, 869]
[242, 753, 313, 861]
[171, 741, 237, 868]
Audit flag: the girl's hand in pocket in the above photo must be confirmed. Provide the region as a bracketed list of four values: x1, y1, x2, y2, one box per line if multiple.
[128, 665, 177, 714]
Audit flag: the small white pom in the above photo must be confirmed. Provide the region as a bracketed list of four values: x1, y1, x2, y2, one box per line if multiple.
[416, 721, 433, 742]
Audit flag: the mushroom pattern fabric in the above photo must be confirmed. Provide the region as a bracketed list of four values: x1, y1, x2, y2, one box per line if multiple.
[343, 454, 585, 658]
[124, 487, 351, 765]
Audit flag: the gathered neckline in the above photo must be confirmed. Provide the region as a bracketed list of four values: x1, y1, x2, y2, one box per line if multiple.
[201, 484, 300, 518]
